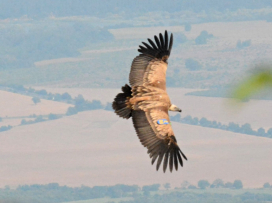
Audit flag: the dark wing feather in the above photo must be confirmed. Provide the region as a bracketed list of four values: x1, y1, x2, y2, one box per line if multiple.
[164, 31, 168, 50]
[159, 33, 165, 49]
[132, 108, 186, 172]
[168, 33, 173, 53]
[142, 42, 153, 50]
[163, 150, 169, 173]
[129, 55, 153, 86]
[169, 148, 174, 172]
[148, 38, 158, 50]
[138, 30, 172, 59]
[130, 31, 173, 88]
[154, 35, 162, 50]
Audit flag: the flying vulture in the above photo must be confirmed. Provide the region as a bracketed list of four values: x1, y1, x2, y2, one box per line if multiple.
[112, 30, 187, 172]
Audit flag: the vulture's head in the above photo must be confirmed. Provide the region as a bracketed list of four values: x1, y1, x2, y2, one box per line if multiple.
[169, 104, 182, 112]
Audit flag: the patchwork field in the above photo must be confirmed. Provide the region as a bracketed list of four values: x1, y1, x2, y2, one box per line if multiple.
[110, 21, 272, 43]
[1, 108, 272, 189]
[0, 90, 73, 133]
[61, 188, 272, 203]
[3, 21, 272, 88]
[109, 21, 272, 80]
[0, 90, 72, 118]
[62, 197, 133, 203]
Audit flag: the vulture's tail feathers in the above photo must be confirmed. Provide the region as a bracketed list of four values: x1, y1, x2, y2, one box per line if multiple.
[112, 84, 132, 119]
[138, 30, 173, 61]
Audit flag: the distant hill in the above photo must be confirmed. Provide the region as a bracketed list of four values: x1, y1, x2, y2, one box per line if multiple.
[0, 20, 114, 69]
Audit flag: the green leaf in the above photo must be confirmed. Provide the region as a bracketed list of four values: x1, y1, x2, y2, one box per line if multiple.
[232, 69, 272, 100]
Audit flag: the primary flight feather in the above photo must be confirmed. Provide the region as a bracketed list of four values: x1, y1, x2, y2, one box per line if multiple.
[112, 30, 187, 172]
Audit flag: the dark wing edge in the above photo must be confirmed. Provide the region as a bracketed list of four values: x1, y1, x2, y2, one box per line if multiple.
[132, 110, 187, 172]
[129, 55, 154, 86]
[138, 30, 173, 61]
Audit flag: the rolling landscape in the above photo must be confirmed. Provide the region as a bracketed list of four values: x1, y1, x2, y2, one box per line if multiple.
[1, 88, 272, 188]
[1, 1, 272, 202]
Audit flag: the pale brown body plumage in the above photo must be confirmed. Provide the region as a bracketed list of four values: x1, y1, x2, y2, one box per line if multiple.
[112, 31, 187, 172]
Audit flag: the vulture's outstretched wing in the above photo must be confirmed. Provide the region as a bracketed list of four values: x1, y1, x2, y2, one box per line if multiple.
[132, 107, 187, 172]
[129, 30, 173, 90]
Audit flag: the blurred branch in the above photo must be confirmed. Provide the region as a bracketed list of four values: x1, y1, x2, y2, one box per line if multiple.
[232, 64, 272, 101]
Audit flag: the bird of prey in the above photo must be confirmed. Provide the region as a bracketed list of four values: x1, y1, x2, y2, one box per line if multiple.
[112, 30, 187, 172]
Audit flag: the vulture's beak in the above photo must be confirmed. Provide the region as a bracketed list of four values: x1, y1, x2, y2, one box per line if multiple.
[176, 107, 182, 113]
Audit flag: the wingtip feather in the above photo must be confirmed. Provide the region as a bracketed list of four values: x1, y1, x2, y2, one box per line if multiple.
[138, 31, 173, 59]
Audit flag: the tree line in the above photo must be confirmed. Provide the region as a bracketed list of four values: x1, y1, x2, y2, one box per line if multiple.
[0, 183, 144, 203]
[1, 84, 271, 141]
[170, 114, 272, 139]
[185, 87, 272, 100]
[121, 190, 272, 203]
[0, 179, 271, 203]
[194, 179, 243, 190]
[1, 84, 105, 111]
[20, 95, 105, 126]
[0, 125, 12, 132]
[0, 85, 106, 131]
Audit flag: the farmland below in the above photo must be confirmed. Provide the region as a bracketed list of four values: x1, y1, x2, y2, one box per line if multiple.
[1, 6, 272, 202]
[1, 20, 272, 89]
[1, 182, 272, 203]
[0, 87, 272, 191]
